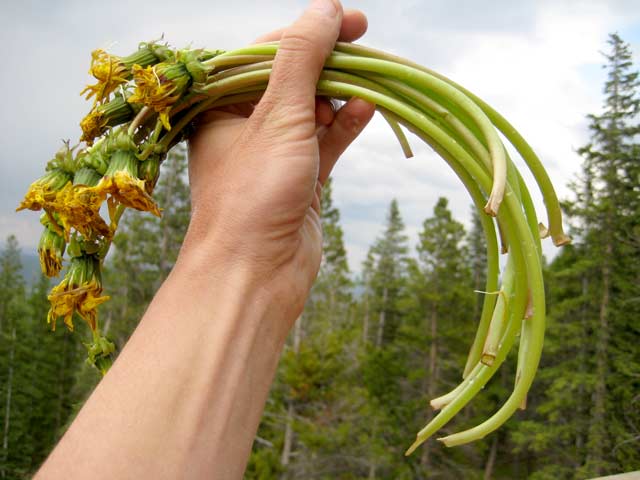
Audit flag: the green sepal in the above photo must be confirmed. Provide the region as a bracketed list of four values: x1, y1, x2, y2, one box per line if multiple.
[73, 167, 102, 187]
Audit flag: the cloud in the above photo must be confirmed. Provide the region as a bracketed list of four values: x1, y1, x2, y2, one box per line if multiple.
[1, 0, 639, 276]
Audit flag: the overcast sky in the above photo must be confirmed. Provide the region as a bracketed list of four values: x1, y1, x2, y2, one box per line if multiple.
[1, 0, 639, 273]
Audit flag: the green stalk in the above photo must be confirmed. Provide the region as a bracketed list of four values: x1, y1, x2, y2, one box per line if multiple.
[310, 79, 543, 450]
[38, 40, 558, 447]
[430, 363, 482, 410]
[333, 42, 568, 246]
[154, 51, 546, 451]
[481, 254, 515, 366]
[217, 44, 507, 214]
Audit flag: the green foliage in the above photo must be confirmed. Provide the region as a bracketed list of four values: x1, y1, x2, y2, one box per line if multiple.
[0, 237, 86, 478]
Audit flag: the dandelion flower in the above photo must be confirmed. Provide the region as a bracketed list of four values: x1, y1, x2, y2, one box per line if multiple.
[47, 255, 109, 332]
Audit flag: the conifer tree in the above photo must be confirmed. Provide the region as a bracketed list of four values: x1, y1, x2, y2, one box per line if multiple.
[513, 33, 640, 478]
[357, 199, 411, 478]
[367, 199, 409, 348]
[402, 198, 476, 475]
[0, 236, 25, 478]
[572, 33, 639, 476]
[254, 179, 364, 478]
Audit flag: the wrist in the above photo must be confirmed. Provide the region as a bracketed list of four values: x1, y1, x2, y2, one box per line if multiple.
[172, 231, 298, 345]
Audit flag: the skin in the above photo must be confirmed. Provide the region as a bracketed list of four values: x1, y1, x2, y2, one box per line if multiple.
[35, 1, 375, 479]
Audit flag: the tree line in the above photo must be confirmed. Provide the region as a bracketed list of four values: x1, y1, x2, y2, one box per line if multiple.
[0, 33, 638, 479]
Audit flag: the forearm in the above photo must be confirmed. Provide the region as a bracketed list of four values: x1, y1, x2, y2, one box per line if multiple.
[36, 249, 291, 480]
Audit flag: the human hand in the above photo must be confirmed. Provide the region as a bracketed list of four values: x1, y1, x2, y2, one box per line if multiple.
[183, 0, 375, 325]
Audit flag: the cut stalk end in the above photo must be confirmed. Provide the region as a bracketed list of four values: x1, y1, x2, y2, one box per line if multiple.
[405, 437, 423, 456]
[481, 353, 495, 366]
[483, 201, 499, 217]
[552, 233, 572, 247]
[519, 394, 528, 410]
[430, 397, 448, 411]
[538, 222, 549, 239]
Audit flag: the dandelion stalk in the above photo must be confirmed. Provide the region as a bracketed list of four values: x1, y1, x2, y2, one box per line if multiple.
[18, 38, 567, 455]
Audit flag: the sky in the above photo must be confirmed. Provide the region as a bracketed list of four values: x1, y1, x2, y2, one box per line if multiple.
[1, 0, 639, 274]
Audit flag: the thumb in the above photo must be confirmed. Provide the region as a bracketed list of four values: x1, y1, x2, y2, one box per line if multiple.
[259, 0, 343, 117]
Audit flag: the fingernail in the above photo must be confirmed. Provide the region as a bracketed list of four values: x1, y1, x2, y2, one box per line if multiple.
[310, 0, 338, 17]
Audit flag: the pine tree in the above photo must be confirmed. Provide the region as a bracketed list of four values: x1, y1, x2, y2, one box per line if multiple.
[367, 199, 409, 348]
[0, 236, 26, 478]
[573, 33, 639, 476]
[358, 199, 412, 478]
[0, 233, 91, 477]
[401, 198, 478, 476]
[512, 33, 640, 478]
[307, 178, 353, 331]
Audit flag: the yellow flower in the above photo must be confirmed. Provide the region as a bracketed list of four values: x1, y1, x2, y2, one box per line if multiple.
[38, 225, 66, 277]
[16, 169, 72, 212]
[79, 109, 108, 146]
[80, 95, 136, 146]
[128, 62, 191, 130]
[47, 256, 109, 332]
[80, 49, 130, 105]
[95, 171, 161, 217]
[94, 149, 161, 217]
[52, 182, 111, 241]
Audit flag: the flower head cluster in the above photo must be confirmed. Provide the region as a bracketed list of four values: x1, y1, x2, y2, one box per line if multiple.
[18, 130, 163, 374]
[80, 43, 168, 106]
[18, 41, 221, 374]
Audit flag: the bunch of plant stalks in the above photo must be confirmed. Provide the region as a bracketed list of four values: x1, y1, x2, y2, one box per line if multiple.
[17, 39, 569, 453]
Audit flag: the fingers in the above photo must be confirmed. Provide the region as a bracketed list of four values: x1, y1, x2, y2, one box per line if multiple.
[259, 0, 344, 114]
[338, 9, 368, 42]
[315, 97, 336, 127]
[253, 9, 368, 44]
[318, 98, 376, 184]
[253, 29, 285, 44]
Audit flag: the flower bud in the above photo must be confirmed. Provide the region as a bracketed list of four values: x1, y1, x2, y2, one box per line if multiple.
[85, 334, 116, 376]
[38, 225, 66, 277]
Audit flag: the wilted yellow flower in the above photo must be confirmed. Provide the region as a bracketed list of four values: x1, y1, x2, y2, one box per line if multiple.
[52, 182, 111, 241]
[47, 255, 109, 332]
[80, 49, 130, 105]
[94, 150, 161, 217]
[79, 109, 108, 146]
[128, 62, 191, 130]
[96, 171, 161, 217]
[38, 225, 66, 277]
[16, 169, 72, 212]
[80, 95, 136, 146]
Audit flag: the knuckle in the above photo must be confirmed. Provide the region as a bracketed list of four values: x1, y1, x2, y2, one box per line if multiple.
[279, 29, 318, 55]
